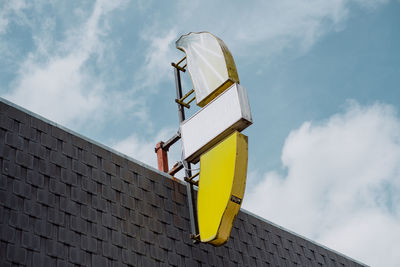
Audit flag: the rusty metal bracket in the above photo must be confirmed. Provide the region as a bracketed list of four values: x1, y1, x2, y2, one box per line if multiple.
[168, 161, 183, 176]
[154, 131, 181, 173]
[155, 141, 169, 172]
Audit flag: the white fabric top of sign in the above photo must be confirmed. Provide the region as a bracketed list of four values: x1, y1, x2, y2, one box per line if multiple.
[180, 83, 252, 163]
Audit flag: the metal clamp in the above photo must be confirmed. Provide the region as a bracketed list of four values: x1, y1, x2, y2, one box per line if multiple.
[190, 234, 200, 243]
[171, 56, 187, 72]
[184, 172, 199, 186]
[175, 89, 195, 109]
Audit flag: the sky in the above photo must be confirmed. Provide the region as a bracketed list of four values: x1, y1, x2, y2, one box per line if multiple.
[1, 0, 399, 265]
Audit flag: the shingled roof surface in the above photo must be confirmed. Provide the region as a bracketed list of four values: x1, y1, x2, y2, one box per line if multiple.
[0, 98, 365, 266]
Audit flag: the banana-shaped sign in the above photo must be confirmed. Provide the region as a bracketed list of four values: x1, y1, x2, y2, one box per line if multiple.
[177, 32, 252, 246]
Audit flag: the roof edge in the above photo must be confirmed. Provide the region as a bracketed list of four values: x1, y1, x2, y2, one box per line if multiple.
[240, 208, 368, 266]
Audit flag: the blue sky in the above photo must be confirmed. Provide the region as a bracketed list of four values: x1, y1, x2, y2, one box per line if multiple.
[1, 0, 399, 265]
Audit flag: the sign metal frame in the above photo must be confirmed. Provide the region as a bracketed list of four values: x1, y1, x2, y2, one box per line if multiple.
[172, 63, 200, 241]
[154, 32, 251, 245]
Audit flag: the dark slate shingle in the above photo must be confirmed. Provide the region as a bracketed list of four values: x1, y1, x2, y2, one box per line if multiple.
[0, 99, 366, 267]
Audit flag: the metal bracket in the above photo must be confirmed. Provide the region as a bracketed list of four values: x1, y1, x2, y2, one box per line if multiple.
[171, 56, 187, 72]
[168, 161, 183, 176]
[162, 131, 181, 151]
[175, 89, 195, 109]
[184, 172, 199, 186]
[190, 234, 200, 242]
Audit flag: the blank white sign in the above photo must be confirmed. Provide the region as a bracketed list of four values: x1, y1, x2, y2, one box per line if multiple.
[180, 83, 252, 163]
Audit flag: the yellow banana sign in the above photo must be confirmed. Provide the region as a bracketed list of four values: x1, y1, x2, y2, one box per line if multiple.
[198, 131, 248, 245]
[176, 32, 252, 245]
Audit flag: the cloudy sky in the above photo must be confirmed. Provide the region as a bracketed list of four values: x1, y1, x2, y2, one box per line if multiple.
[1, 0, 399, 265]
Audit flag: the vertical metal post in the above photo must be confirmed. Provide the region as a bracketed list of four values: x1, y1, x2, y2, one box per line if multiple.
[173, 67, 199, 241]
[155, 141, 169, 172]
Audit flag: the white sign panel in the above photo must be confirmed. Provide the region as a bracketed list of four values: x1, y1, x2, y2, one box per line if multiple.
[180, 83, 252, 163]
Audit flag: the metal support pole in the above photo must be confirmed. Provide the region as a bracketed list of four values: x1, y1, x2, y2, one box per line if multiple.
[155, 141, 169, 172]
[173, 67, 199, 242]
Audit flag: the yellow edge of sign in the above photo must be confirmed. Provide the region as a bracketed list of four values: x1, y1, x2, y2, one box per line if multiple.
[198, 131, 248, 246]
[197, 79, 234, 108]
[197, 36, 239, 107]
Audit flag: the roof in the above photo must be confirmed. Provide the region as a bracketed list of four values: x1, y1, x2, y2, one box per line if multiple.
[0, 97, 366, 266]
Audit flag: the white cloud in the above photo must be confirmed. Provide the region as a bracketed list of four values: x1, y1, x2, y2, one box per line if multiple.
[0, 0, 28, 35]
[134, 28, 179, 91]
[223, 0, 387, 56]
[227, 0, 388, 56]
[6, 55, 103, 126]
[225, 0, 349, 53]
[137, 0, 389, 88]
[2, 0, 130, 128]
[243, 101, 400, 266]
